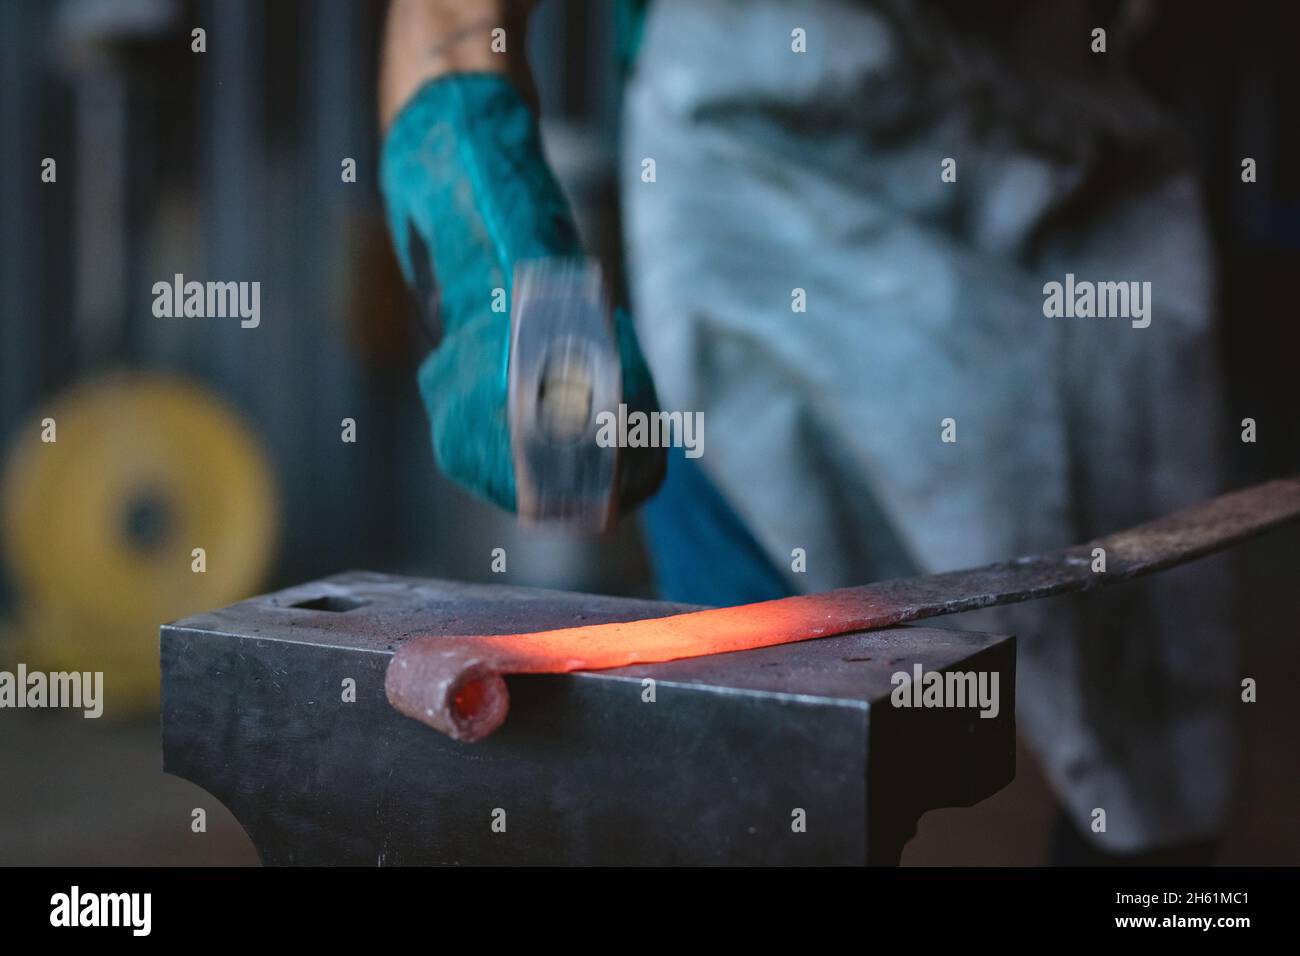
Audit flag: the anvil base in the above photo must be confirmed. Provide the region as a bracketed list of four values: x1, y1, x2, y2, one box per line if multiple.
[161, 572, 1016, 865]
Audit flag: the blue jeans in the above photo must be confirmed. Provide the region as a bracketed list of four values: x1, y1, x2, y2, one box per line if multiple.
[639, 448, 792, 607]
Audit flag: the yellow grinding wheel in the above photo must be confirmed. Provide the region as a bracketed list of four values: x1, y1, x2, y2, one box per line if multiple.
[2, 374, 278, 709]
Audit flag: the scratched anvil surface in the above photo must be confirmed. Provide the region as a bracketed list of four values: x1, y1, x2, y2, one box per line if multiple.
[161, 571, 1016, 865]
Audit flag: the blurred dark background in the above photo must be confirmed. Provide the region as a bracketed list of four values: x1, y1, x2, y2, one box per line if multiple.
[0, 0, 1296, 865]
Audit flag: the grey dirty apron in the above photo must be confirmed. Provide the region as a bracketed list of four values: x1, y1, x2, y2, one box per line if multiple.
[621, 0, 1232, 851]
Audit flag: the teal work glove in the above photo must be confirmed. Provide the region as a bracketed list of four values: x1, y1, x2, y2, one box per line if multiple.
[380, 73, 664, 514]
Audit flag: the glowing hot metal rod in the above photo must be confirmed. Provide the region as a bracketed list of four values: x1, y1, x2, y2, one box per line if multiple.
[385, 476, 1300, 742]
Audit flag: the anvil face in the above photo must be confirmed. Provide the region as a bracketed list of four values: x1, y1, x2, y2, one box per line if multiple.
[161, 572, 1016, 865]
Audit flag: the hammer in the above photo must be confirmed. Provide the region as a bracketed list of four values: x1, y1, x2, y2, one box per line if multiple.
[508, 259, 622, 531]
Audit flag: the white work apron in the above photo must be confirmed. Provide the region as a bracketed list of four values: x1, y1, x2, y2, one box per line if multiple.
[622, 0, 1233, 851]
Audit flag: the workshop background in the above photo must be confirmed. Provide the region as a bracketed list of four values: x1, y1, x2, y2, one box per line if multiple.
[1, 0, 1297, 865]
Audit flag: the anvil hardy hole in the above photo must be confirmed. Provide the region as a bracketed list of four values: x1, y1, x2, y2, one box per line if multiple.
[290, 595, 369, 613]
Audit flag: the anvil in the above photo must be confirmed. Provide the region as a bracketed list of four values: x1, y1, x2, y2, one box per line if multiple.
[161, 572, 1016, 865]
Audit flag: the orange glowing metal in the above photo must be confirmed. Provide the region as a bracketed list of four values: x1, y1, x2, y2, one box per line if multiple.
[385, 476, 1300, 741]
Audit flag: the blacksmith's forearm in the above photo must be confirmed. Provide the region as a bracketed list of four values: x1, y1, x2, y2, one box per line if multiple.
[379, 0, 538, 131]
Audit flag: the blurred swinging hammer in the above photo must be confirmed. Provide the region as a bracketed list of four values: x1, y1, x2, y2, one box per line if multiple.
[508, 259, 622, 530]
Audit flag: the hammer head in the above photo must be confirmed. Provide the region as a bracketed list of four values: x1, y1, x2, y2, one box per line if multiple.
[508, 259, 621, 530]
